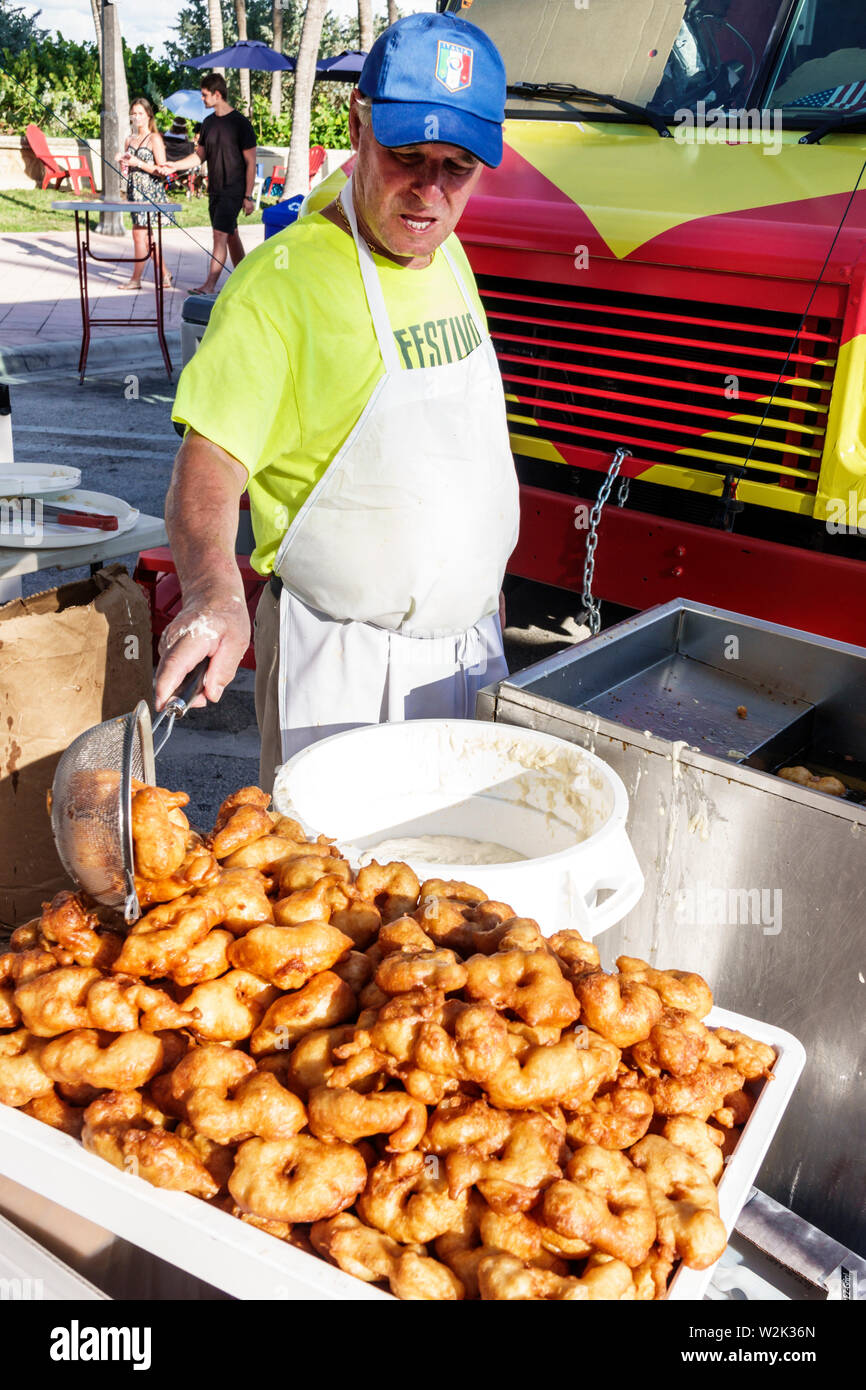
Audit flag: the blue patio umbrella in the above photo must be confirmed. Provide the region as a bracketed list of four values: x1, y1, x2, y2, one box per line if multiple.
[164, 89, 208, 122]
[316, 50, 368, 77]
[184, 39, 295, 72]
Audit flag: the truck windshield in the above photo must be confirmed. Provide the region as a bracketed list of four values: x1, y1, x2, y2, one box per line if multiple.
[440, 0, 785, 117]
[764, 0, 866, 113]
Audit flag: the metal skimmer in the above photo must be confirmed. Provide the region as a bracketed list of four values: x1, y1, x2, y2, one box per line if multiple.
[50, 660, 207, 924]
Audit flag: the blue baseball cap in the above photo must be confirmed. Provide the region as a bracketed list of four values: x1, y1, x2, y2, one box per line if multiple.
[358, 13, 506, 168]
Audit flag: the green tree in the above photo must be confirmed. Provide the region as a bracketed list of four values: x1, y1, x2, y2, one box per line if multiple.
[0, 0, 47, 55]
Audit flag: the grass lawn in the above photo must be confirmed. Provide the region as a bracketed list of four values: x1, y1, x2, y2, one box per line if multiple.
[0, 187, 278, 233]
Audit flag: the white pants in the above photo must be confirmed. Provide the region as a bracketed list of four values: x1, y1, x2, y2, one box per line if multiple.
[254, 586, 508, 791]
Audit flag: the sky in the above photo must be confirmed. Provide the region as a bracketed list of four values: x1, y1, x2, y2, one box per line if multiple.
[18, 0, 437, 53]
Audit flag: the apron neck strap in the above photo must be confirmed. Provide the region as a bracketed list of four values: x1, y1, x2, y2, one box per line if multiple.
[340, 173, 486, 372]
[341, 173, 401, 373]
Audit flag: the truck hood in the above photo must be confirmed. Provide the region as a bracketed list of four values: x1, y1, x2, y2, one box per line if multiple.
[461, 120, 866, 283]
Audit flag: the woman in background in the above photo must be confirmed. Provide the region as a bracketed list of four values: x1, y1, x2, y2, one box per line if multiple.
[117, 98, 171, 289]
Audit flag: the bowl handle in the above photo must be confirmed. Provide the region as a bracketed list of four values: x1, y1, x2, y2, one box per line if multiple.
[565, 829, 645, 939]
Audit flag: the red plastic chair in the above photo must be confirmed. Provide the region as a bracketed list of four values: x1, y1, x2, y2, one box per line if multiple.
[25, 123, 96, 193]
[265, 146, 327, 198]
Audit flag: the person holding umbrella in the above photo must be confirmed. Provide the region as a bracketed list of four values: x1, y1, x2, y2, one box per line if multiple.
[158, 73, 257, 294]
[157, 12, 519, 789]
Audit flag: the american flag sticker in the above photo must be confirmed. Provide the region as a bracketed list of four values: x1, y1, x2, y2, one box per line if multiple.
[789, 80, 866, 109]
[436, 40, 473, 94]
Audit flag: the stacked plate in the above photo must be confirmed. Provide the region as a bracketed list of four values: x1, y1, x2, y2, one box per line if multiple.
[0, 463, 139, 549]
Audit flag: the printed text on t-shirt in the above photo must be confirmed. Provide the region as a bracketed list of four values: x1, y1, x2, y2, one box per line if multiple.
[394, 311, 483, 369]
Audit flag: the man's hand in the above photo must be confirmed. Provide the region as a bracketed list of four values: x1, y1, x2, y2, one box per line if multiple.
[155, 584, 250, 711]
[242, 196, 254, 215]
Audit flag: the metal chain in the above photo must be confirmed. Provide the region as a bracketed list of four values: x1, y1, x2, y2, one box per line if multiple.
[582, 447, 632, 636]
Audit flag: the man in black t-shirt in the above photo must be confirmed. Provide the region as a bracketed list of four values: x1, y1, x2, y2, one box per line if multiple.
[159, 73, 257, 294]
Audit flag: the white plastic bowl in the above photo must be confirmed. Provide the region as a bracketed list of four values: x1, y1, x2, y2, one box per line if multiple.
[273, 719, 644, 939]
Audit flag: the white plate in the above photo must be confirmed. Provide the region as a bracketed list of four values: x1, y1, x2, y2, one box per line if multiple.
[0, 1005, 805, 1301]
[0, 489, 139, 549]
[0, 462, 81, 497]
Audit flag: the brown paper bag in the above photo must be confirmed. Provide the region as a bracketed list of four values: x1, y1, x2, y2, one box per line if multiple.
[0, 564, 153, 927]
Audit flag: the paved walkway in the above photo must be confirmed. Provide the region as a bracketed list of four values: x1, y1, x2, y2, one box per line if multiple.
[0, 220, 262, 346]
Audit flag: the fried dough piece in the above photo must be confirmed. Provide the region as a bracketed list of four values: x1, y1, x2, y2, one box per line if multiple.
[447, 1112, 568, 1214]
[330, 903, 381, 950]
[113, 890, 225, 977]
[485, 1028, 620, 1111]
[629, 1134, 727, 1270]
[223, 836, 320, 872]
[273, 874, 355, 927]
[778, 766, 846, 796]
[311, 1212, 464, 1301]
[13, 965, 101, 1036]
[214, 786, 271, 832]
[227, 922, 352, 990]
[187, 1070, 307, 1145]
[21, 1087, 85, 1138]
[632, 1244, 676, 1301]
[661, 1116, 725, 1182]
[421, 1095, 513, 1159]
[308, 1086, 428, 1153]
[277, 856, 352, 894]
[648, 1063, 745, 1121]
[250, 973, 356, 1056]
[288, 1025, 358, 1098]
[38, 891, 122, 970]
[573, 969, 663, 1048]
[229, 1135, 367, 1223]
[82, 976, 199, 1034]
[133, 842, 221, 908]
[630, 1008, 717, 1079]
[541, 1146, 657, 1267]
[131, 786, 187, 880]
[478, 1209, 569, 1274]
[0, 1029, 53, 1106]
[356, 862, 422, 923]
[564, 1080, 655, 1150]
[211, 805, 274, 860]
[1, 948, 59, 986]
[166, 929, 233, 986]
[375, 948, 468, 996]
[464, 948, 579, 1029]
[181, 970, 280, 1042]
[478, 1252, 630, 1301]
[41, 1029, 164, 1091]
[82, 1090, 218, 1198]
[168, 1044, 256, 1108]
[357, 1151, 468, 1245]
[617, 957, 713, 1020]
[549, 929, 601, 977]
[712, 1087, 754, 1130]
[711, 1027, 776, 1080]
[331, 951, 373, 994]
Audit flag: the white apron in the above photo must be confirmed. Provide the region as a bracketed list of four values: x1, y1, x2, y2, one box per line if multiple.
[271, 173, 520, 763]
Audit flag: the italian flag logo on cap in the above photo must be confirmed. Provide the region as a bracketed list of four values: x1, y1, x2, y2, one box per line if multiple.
[436, 40, 473, 93]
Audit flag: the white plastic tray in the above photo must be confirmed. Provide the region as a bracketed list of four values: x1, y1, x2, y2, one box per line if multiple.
[0, 1006, 804, 1301]
[0, 1211, 107, 1299]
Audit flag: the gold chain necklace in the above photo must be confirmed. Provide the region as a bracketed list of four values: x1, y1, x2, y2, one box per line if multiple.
[334, 197, 434, 268]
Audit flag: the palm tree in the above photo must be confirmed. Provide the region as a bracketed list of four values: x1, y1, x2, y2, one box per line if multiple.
[388, 1, 398, 25]
[207, 0, 225, 73]
[235, 0, 251, 111]
[358, 0, 373, 54]
[90, 0, 102, 69]
[285, 0, 327, 198]
[270, 0, 283, 119]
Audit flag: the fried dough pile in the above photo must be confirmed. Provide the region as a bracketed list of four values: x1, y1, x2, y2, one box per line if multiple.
[0, 783, 776, 1301]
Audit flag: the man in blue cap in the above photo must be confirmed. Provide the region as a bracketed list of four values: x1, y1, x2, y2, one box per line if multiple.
[161, 12, 520, 789]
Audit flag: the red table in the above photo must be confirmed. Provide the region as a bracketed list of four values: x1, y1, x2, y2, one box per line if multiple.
[51, 198, 175, 382]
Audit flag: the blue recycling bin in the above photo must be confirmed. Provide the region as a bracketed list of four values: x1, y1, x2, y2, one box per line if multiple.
[262, 196, 304, 240]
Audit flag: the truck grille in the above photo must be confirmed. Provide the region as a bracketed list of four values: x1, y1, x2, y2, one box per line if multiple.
[477, 274, 838, 498]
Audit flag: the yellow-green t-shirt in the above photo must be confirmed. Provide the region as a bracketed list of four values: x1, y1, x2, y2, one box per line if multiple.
[171, 210, 488, 576]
